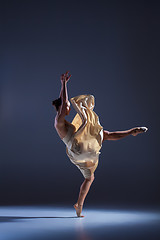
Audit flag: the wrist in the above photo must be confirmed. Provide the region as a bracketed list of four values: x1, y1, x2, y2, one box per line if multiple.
[61, 80, 67, 85]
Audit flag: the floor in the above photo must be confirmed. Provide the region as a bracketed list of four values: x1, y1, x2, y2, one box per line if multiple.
[0, 205, 160, 240]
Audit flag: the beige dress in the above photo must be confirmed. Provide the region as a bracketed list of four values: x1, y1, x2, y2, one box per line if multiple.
[62, 94, 103, 179]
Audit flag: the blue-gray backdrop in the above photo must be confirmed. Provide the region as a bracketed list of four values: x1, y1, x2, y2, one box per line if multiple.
[1, 0, 160, 207]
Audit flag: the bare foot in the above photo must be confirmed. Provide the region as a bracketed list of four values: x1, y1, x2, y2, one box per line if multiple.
[73, 203, 84, 217]
[132, 127, 148, 136]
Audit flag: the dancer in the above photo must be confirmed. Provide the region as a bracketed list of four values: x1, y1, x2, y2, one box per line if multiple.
[52, 71, 148, 217]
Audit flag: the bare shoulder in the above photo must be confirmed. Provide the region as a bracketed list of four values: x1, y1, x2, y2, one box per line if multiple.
[54, 117, 76, 139]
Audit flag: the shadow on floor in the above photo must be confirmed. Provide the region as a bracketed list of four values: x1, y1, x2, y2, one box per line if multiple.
[0, 216, 78, 223]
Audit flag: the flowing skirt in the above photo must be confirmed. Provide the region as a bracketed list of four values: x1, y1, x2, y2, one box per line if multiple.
[62, 94, 103, 179]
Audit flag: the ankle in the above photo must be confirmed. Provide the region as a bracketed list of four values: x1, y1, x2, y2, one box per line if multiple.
[77, 203, 83, 207]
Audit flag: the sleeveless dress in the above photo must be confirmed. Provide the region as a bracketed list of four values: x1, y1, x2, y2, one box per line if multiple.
[62, 94, 103, 179]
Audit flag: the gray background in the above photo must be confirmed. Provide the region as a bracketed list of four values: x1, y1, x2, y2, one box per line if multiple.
[0, 0, 160, 207]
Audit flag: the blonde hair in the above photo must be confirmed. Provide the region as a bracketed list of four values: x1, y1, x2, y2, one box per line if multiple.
[70, 94, 103, 148]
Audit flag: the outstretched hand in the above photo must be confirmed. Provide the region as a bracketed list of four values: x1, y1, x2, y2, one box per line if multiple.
[131, 127, 148, 136]
[61, 71, 71, 83]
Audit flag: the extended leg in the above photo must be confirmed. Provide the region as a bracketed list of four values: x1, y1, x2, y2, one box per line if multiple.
[74, 174, 95, 217]
[103, 127, 148, 141]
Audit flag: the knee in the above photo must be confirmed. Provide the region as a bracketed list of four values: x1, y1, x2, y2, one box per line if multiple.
[90, 174, 95, 182]
[86, 174, 95, 182]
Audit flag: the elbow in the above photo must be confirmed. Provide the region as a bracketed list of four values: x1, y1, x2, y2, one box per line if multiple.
[62, 100, 68, 106]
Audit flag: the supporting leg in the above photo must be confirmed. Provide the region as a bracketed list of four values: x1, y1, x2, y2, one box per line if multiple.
[74, 173, 95, 217]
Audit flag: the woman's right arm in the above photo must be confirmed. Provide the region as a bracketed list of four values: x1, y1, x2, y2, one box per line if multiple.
[56, 81, 68, 122]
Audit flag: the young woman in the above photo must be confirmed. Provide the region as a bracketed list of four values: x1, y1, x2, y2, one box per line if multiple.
[52, 71, 148, 217]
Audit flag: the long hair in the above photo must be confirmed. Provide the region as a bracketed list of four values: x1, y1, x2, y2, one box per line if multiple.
[52, 97, 62, 111]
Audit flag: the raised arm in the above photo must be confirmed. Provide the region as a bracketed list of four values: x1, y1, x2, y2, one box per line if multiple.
[59, 73, 69, 101]
[54, 71, 74, 139]
[103, 127, 148, 141]
[56, 71, 71, 122]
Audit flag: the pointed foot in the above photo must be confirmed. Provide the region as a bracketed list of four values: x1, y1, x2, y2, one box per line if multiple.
[140, 127, 148, 132]
[73, 203, 84, 217]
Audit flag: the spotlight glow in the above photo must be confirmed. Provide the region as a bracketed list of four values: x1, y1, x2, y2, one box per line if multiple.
[0, 206, 160, 240]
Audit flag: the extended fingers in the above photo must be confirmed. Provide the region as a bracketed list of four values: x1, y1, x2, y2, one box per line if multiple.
[67, 74, 71, 81]
[62, 71, 71, 81]
[60, 71, 71, 82]
[65, 71, 70, 80]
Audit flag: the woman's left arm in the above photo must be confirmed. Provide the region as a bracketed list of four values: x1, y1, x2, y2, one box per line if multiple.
[56, 72, 71, 121]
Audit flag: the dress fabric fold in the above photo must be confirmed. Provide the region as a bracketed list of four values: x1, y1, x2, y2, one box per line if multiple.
[62, 94, 103, 179]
